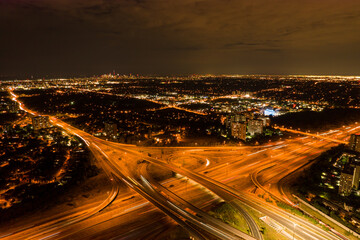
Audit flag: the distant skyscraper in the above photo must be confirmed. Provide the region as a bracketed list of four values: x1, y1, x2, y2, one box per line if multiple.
[32, 116, 50, 130]
[349, 134, 360, 152]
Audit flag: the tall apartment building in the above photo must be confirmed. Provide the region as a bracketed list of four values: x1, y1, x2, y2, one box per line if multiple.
[228, 111, 268, 140]
[231, 122, 247, 141]
[339, 165, 360, 195]
[349, 134, 360, 152]
[247, 119, 264, 136]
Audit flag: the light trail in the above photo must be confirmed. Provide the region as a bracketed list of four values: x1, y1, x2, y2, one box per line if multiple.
[6, 88, 358, 240]
[205, 159, 210, 167]
[274, 126, 347, 144]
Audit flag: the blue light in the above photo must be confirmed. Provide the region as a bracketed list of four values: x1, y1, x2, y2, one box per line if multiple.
[264, 109, 276, 116]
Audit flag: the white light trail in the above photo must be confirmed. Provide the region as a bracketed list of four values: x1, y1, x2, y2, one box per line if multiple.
[205, 159, 210, 167]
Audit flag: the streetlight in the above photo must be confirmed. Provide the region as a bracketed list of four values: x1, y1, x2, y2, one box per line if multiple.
[292, 223, 297, 240]
[226, 162, 229, 177]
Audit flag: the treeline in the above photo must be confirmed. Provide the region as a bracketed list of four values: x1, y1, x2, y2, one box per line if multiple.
[272, 108, 360, 131]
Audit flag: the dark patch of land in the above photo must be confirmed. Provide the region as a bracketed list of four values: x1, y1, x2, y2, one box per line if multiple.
[272, 108, 360, 131]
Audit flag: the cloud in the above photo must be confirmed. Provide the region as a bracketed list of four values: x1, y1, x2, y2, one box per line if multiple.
[1, 0, 360, 76]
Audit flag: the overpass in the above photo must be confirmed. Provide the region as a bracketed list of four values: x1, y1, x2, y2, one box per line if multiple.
[274, 126, 347, 144]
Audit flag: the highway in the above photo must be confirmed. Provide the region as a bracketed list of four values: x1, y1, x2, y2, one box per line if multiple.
[100, 131, 350, 240]
[140, 163, 257, 240]
[8, 90, 260, 240]
[141, 153, 343, 240]
[274, 126, 348, 144]
[3, 89, 359, 239]
[72, 130, 257, 240]
[158, 127, 359, 239]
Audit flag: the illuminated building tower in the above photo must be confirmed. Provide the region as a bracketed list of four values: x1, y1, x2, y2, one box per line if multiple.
[32, 116, 50, 130]
[353, 166, 360, 190]
[349, 134, 360, 152]
[259, 116, 271, 127]
[247, 119, 263, 136]
[339, 165, 360, 195]
[231, 122, 247, 141]
[339, 171, 353, 195]
[229, 111, 265, 140]
[104, 121, 117, 139]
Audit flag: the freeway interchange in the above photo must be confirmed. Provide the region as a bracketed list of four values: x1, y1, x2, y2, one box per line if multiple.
[2, 91, 359, 240]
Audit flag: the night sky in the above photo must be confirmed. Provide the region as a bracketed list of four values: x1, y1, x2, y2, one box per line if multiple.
[1, 0, 360, 78]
